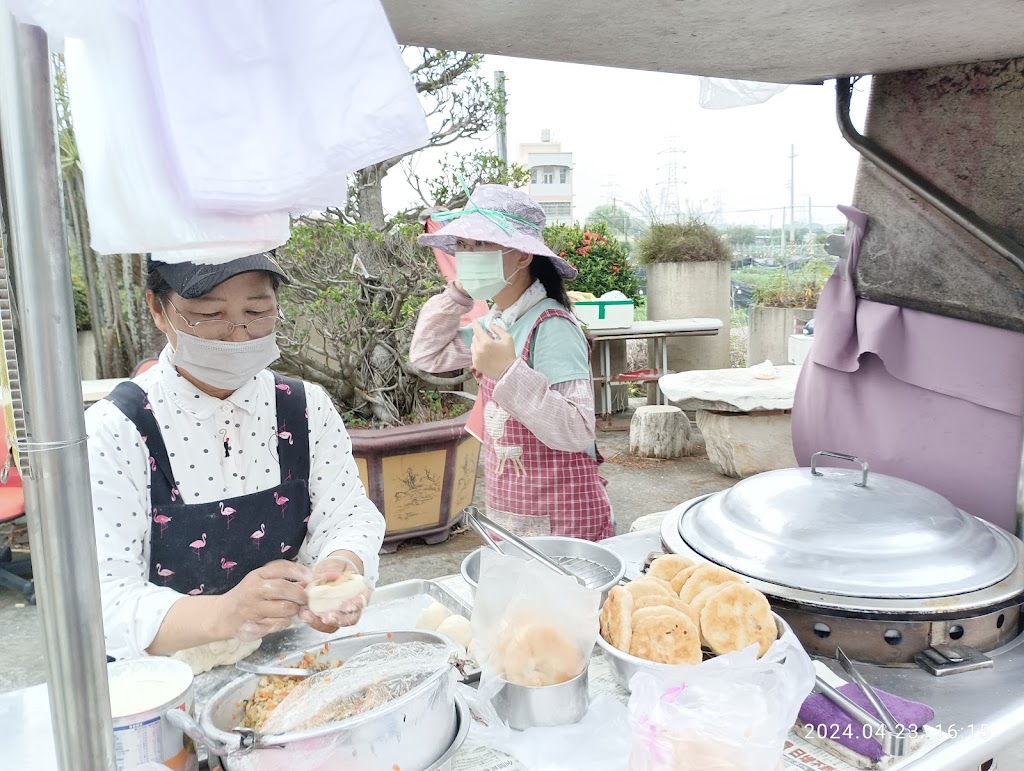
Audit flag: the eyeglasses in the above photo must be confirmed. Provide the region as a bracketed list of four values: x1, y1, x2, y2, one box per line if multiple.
[162, 298, 283, 341]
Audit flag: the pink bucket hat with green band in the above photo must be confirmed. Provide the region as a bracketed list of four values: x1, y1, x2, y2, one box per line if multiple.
[418, 184, 578, 280]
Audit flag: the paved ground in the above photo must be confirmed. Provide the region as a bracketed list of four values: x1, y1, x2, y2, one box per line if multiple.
[0, 410, 732, 693]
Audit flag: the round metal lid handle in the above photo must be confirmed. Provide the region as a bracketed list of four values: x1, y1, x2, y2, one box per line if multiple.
[811, 451, 870, 487]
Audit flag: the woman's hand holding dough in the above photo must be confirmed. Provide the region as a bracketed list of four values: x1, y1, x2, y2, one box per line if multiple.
[299, 556, 371, 633]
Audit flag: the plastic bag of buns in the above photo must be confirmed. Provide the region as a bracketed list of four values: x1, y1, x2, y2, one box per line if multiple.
[472, 550, 600, 699]
[626, 640, 814, 771]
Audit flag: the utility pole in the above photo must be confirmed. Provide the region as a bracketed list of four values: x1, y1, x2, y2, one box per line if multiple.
[807, 196, 814, 255]
[494, 71, 508, 165]
[789, 144, 796, 251]
[780, 207, 787, 257]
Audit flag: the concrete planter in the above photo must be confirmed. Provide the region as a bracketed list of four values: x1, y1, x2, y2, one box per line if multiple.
[746, 305, 815, 366]
[645, 261, 731, 374]
[348, 393, 480, 553]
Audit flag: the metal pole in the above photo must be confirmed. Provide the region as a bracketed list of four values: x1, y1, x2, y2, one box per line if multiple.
[789, 144, 796, 249]
[494, 70, 508, 165]
[0, 9, 116, 771]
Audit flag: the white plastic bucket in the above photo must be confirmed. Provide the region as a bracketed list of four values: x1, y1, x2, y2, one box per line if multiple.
[108, 657, 197, 771]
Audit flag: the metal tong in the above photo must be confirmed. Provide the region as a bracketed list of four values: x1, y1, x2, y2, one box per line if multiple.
[464, 506, 585, 587]
[813, 648, 910, 757]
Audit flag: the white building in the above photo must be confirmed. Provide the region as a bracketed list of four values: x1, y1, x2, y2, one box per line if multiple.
[518, 129, 574, 226]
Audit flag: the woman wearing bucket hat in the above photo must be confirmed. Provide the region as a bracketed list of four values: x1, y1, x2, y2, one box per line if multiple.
[85, 254, 385, 661]
[411, 185, 614, 541]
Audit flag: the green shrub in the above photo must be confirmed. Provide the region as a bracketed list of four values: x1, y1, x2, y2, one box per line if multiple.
[543, 221, 640, 299]
[749, 261, 832, 309]
[636, 219, 732, 265]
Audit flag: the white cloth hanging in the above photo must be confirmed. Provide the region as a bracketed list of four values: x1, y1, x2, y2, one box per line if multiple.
[134, 0, 429, 214]
[13, 0, 431, 263]
[62, 3, 291, 263]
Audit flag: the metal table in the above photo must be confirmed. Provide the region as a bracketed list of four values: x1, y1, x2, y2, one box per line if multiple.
[7, 528, 1021, 769]
[587, 318, 722, 416]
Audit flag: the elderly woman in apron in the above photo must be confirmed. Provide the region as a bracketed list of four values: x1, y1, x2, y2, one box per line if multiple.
[411, 185, 614, 541]
[87, 254, 385, 661]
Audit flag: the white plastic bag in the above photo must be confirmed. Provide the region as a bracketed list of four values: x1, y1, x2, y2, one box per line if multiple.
[472, 550, 600, 701]
[61, 3, 290, 262]
[627, 637, 814, 771]
[750, 359, 778, 380]
[698, 78, 790, 109]
[460, 689, 631, 771]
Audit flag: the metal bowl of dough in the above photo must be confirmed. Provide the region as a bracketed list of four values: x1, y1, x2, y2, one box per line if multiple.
[597, 613, 791, 692]
[171, 631, 459, 771]
[461, 536, 626, 602]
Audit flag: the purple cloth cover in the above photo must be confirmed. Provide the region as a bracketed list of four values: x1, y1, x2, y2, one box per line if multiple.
[792, 206, 1024, 532]
[799, 683, 935, 760]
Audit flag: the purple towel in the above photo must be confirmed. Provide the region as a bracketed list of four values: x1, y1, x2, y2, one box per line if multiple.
[798, 683, 935, 760]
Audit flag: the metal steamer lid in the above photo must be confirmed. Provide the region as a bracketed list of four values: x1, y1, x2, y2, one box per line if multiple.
[678, 453, 1019, 600]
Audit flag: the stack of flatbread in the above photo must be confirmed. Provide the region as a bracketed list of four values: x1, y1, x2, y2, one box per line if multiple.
[599, 554, 776, 666]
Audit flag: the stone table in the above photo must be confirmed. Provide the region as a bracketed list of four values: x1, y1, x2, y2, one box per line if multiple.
[658, 364, 801, 477]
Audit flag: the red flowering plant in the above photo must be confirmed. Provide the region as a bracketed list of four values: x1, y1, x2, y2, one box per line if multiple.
[543, 221, 640, 298]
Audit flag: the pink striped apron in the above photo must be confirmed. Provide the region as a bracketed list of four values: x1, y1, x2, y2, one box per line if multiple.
[476, 308, 614, 541]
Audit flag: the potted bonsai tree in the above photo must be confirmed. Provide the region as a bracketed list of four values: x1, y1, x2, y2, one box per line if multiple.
[275, 219, 480, 552]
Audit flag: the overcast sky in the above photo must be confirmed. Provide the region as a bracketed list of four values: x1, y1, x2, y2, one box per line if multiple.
[384, 56, 872, 229]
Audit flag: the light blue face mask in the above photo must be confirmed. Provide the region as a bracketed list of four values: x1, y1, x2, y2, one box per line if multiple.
[455, 249, 519, 301]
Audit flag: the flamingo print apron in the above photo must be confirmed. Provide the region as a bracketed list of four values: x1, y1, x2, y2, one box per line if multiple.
[106, 374, 311, 596]
[478, 308, 614, 541]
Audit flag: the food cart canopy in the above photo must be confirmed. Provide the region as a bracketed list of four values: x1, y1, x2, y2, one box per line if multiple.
[381, 0, 1024, 83]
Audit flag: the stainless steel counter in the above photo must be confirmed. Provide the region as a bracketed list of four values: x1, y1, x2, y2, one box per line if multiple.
[7, 529, 1022, 769]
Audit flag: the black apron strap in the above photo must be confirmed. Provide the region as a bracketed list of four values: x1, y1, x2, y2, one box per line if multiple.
[273, 374, 310, 483]
[105, 382, 177, 503]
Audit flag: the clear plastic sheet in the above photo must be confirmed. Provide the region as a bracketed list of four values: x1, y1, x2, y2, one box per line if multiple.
[698, 77, 790, 109]
[472, 550, 601, 704]
[627, 637, 815, 771]
[259, 641, 454, 735]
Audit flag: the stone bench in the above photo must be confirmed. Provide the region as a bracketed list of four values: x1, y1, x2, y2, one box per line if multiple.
[658, 365, 800, 478]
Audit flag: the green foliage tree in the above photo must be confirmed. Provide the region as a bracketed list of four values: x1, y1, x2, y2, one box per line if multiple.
[585, 204, 634, 242]
[421, 150, 530, 211]
[722, 225, 757, 246]
[544, 222, 640, 299]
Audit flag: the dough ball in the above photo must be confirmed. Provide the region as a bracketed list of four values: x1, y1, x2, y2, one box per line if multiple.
[436, 614, 473, 649]
[416, 601, 453, 632]
[307, 573, 365, 614]
[173, 638, 262, 675]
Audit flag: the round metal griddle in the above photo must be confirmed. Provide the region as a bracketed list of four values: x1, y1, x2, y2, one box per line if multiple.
[660, 455, 1024, 665]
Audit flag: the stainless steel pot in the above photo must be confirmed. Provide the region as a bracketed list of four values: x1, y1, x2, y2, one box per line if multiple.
[169, 631, 459, 771]
[461, 536, 625, 602]
[660, 452, 1024, 664]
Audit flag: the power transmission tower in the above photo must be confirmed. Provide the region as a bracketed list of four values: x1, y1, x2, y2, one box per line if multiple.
[658, 138, 685, 222]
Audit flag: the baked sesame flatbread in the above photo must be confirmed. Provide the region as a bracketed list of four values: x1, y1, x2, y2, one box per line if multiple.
[600, 585, 634, 653]
[700, 583, 777, 657]
[648, 554, 695, 582]
[633, 594, 694, 619]
[629, 613, 702, 666]
[679, 565, 742, 604]
[625, 576, 676, 601]
[670, 565, 701, 595]
[631, 605, 689, 628]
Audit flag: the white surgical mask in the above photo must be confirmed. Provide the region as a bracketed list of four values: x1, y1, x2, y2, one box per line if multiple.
[170, 329, 280, 391]
[455, 249, 519, 301]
